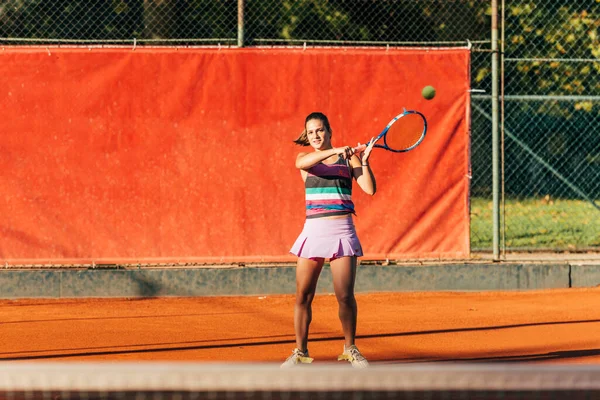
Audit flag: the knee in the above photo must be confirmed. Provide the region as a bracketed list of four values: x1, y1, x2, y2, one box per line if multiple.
[295, 290, 315, 306]
[336, 292, 356, 307]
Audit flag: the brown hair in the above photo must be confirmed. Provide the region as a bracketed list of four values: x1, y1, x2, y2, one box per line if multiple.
[293, 112, 332, 146]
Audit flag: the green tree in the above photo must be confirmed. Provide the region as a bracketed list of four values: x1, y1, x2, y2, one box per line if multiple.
[504, 2, 599, 103]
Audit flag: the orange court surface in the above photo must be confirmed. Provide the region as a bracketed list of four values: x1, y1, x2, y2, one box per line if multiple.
[2, 288, 600, 364]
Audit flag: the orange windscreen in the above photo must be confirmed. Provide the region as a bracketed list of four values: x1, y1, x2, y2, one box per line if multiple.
[0, 47, 471, 264]
[384, 112, 426, 151]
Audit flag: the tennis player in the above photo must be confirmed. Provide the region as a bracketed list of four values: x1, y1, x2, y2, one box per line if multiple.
[281, 112, 376, 368]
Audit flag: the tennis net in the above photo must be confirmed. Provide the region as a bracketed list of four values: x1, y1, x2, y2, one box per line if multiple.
[2, 362, 600, 399]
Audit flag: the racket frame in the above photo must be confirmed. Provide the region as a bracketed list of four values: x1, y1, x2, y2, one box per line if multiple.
[362, 108, 428, 153]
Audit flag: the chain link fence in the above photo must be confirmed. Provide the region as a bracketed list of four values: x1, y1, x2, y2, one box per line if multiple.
[1, 0, 598, 254]
[499, 2, 600, 252]
[0, 1, 489, 46]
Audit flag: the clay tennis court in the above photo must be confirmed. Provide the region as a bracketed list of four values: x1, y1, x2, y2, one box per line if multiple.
[3, 288, 600, 364]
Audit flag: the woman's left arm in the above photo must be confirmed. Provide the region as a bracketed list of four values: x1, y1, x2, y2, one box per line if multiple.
[351, 141, 376, 195]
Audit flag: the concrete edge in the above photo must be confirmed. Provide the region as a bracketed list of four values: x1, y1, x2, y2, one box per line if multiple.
[1, 263, 599, 299]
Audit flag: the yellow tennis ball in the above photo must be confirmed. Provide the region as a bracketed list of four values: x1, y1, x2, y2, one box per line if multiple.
[422, 85, 436, 100]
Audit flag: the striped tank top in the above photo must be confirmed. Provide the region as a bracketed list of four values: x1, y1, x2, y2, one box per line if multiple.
[305, 156, 355, 219]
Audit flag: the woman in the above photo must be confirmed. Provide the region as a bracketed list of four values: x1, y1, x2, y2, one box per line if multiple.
[281, 112, 376, 368]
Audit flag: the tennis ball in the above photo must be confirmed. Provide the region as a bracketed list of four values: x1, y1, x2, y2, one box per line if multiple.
[422, 85, 436, 100]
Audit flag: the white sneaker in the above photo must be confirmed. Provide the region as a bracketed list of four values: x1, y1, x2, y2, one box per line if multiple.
[338, 345, 369, 368]
[280, 348, 314, 368]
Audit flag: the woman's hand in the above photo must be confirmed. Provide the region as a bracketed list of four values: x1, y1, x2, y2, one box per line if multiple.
[333, 146, 355, 160]
[360, 138, 376, 164]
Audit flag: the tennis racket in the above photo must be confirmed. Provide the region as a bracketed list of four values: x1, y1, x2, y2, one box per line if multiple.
[354, 109, 427, 153]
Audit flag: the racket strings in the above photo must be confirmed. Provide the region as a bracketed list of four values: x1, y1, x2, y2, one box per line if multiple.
[384, 113, 426, 151]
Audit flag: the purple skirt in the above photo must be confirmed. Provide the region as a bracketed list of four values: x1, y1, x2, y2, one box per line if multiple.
[290, 216, 363, 260]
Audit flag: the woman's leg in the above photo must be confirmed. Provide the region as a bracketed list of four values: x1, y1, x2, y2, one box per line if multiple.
[329, 256, 358, 347]
[294, 257, 324, 351]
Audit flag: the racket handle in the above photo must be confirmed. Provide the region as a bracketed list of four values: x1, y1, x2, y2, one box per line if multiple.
[353, 144, 367, 153]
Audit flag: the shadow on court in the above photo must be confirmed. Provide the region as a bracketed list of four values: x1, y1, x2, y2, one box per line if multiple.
[3, 318, 600, 362]
[2, 290, 600, 363]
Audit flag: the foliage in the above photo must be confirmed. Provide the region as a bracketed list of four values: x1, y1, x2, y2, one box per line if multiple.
[503, 2, 600, 108]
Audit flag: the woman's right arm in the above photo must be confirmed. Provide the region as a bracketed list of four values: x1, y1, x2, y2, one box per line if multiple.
[295, 147, 353, 170]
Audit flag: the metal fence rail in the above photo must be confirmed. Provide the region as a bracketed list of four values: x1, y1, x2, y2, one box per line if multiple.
[1, 0, 598, 256]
